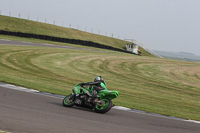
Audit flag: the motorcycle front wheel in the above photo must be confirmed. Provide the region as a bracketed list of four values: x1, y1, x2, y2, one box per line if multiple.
[62, 94, 75, 107]
[94, 99, 112, 113]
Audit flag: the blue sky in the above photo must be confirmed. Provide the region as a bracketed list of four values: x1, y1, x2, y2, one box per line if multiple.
[0, 0, 200, 55]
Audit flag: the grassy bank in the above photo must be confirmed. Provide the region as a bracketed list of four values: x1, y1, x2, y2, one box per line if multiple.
[0, 15, 153, 56]
[0, 45, 200, 120]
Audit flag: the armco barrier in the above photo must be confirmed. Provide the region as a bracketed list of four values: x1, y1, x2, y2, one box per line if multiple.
[0, 30, 134, 54]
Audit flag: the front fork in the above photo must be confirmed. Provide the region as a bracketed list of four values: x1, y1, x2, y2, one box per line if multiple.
[69, 93, 75, 100]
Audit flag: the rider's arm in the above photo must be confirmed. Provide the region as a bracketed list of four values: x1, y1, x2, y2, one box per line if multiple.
[79, 81, 100, 86]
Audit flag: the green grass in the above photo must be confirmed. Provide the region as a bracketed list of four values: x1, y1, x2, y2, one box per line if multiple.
[0, 15, 153, 56]
[0, 131, 9, 133]
[0, 45, 200, 121]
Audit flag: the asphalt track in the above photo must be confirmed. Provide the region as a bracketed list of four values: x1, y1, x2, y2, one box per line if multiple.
[0, 40, 200, 133]
[1, 86, 200, 133]
[0, 39, 110, 52]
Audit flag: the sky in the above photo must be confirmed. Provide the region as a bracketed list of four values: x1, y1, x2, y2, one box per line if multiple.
[0, 0, 200, 55]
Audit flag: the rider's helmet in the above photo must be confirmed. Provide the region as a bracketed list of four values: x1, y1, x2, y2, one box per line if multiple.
[94, 76, 107, 89]
[94, 76, 103, 82]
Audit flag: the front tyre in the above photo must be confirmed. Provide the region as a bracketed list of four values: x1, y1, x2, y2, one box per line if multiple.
[94, 99, 112, 113]
[62, 94, 75, 107]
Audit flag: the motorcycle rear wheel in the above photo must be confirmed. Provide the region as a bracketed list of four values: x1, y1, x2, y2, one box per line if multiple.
[62, 94, 75, 107]
[94, 99, 112, 113]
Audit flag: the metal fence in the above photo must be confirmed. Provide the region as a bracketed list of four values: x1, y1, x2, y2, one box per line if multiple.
[0, 10, 127, 40]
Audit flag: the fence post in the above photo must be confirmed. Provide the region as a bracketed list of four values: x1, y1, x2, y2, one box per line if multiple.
[9, 12, 11, 17]
[19, 13, 20, 18]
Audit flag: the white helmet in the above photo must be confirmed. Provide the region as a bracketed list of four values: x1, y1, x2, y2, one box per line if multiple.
[94, 76, 103, 82]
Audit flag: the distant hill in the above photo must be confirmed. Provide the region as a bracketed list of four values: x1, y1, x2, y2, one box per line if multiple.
[154, 50, 200, 62]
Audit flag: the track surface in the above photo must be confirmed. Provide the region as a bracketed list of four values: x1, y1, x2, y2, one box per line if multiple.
[0, 39, 109, 52]
[0, 40, 200, 133]
[1, 86, 200, 133]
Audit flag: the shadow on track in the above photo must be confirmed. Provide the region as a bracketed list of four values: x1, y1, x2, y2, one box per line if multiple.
[48, 101, 95, 113]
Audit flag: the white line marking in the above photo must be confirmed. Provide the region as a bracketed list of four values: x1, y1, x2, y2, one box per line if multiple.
[0, 83, 39, 93]
[113, 106, 131, 111]
[185, 120, 200, 124]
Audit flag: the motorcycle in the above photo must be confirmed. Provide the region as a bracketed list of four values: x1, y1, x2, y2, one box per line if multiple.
[62, 83, 120, 113]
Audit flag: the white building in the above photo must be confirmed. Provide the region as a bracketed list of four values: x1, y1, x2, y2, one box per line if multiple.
[126, 44, 139, 54]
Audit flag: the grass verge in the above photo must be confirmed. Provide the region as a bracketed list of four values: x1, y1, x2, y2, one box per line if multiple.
[0, 45, 200, 121]
[0, 131, 9, 133]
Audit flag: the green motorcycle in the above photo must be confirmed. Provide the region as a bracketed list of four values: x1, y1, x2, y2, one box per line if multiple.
[62, 83, 120, 113]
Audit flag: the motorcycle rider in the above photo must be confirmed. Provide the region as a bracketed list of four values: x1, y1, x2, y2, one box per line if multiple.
[78, 76, 106, 98]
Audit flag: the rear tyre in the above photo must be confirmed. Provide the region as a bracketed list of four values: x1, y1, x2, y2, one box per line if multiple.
[94, 99, 112, 113]
[62, 94, 75, 107]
